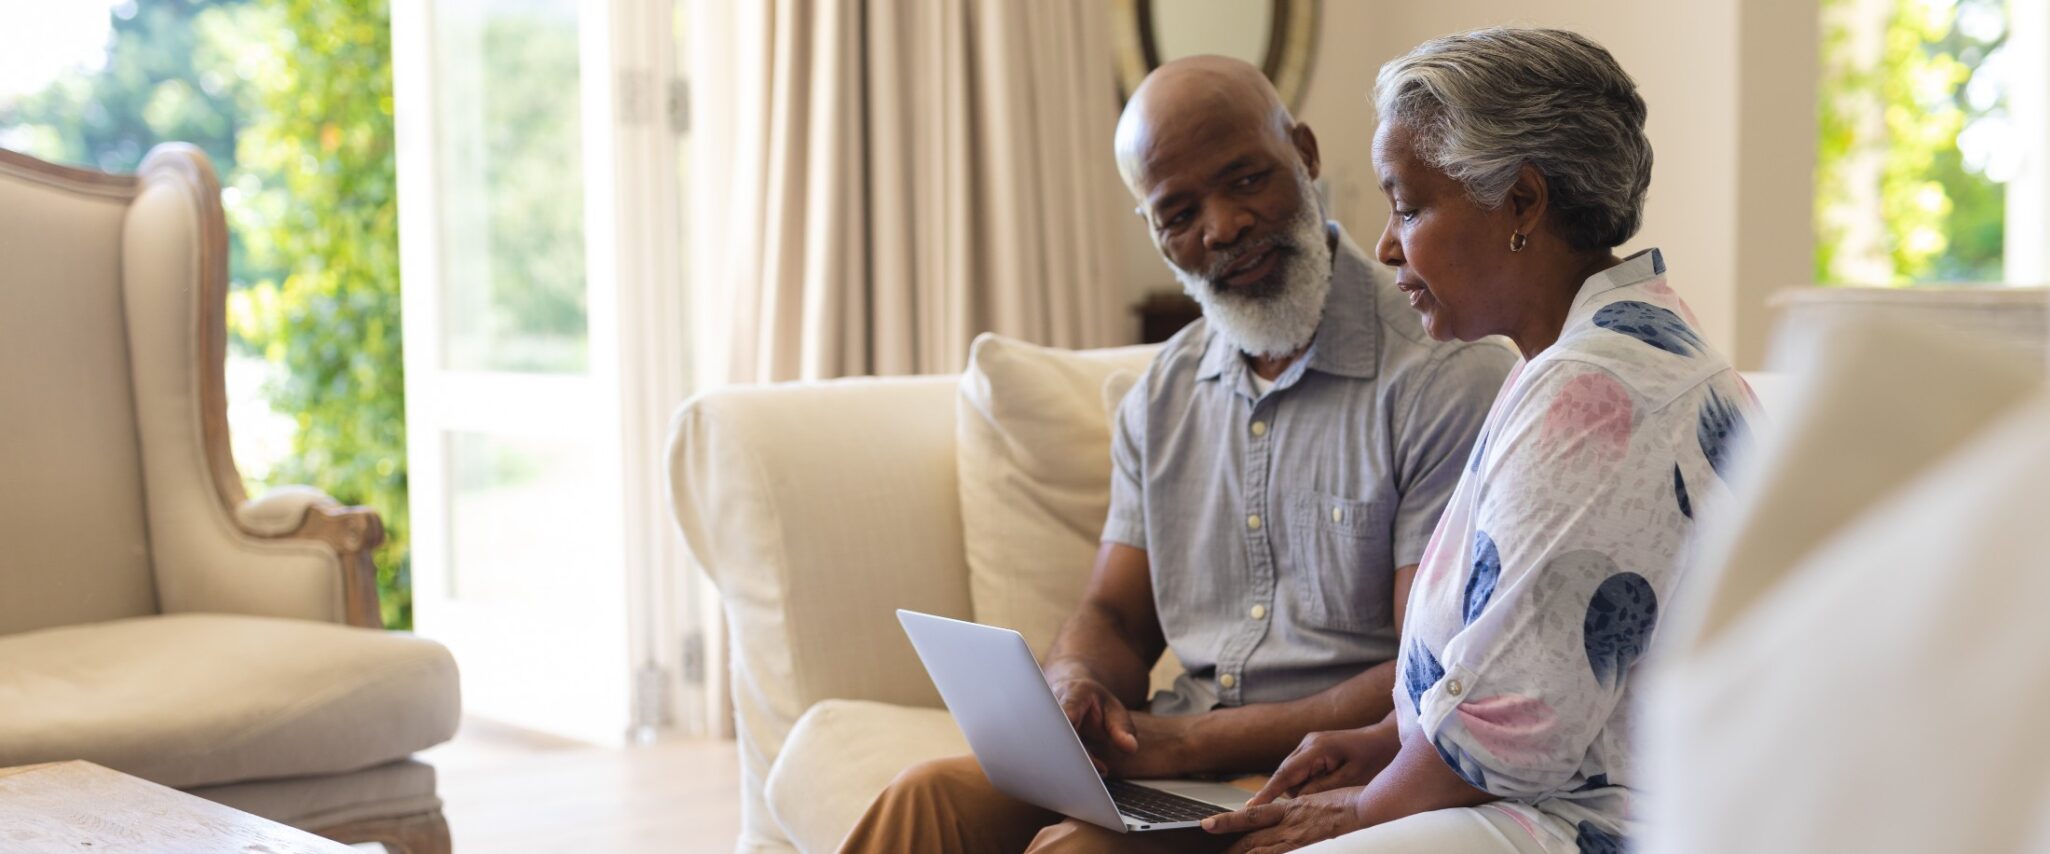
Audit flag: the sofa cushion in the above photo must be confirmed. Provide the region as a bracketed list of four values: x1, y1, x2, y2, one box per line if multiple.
[955, 333, 1159, 657]
[0, 613, 459, 789]
[765, 700, 968, 853]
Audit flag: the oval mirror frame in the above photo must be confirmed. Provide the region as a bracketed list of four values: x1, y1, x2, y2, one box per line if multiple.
[1111, 0, 1321, 112]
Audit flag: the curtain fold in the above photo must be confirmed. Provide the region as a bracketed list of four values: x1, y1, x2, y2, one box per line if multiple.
[699, 0, 1131, 384]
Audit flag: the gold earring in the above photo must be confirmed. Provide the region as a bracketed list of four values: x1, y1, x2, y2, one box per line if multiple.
[1509, 232, 1528, 253]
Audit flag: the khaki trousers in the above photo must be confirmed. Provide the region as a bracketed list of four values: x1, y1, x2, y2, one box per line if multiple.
[837, 755, 1242, 854]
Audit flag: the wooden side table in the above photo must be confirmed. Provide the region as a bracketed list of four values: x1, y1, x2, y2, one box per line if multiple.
[0, 761, 357, 853]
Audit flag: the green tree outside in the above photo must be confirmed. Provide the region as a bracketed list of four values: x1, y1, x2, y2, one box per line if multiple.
[1816, 0, 2007, 285]
[226, 0, 410, 628]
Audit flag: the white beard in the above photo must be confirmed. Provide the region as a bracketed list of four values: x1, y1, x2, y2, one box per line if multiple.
[1166, 173, 1333, 359]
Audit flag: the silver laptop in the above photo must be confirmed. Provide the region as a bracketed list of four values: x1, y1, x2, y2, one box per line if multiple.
[896, 609, 1251, 832]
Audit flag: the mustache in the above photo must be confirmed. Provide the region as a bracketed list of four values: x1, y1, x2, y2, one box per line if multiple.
[1197, 233, 1298, 284]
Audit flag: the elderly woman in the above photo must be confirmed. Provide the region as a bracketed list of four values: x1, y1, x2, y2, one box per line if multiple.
[1201, 27, 1755, 854]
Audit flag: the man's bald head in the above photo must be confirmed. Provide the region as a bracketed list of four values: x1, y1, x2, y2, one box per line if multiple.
[1114, 56, 1301, 194]
[1112, 57, 1332, 360]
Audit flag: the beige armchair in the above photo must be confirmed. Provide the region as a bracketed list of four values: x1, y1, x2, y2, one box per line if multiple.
[0, 145, 459, 853]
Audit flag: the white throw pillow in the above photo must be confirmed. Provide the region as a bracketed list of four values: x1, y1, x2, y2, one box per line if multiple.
[1642, 316, 2050, 853]
[1644, 390, 2050, 854]
[956, 333, 1159, 658]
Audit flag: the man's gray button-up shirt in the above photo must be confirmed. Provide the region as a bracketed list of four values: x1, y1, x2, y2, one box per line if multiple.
[1103, 223, 1514, 713]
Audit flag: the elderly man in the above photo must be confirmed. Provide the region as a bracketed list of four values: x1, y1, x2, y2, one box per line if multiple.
[838, 56, 1514, 853]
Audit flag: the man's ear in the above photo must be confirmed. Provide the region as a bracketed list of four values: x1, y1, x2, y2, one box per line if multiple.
[1291, 123, 1322, 182]
[1508, 163, 1549, 235]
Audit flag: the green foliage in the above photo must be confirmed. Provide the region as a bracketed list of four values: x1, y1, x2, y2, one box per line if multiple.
[225, 0, 409, 628]
[1816, 0, 2007, 285]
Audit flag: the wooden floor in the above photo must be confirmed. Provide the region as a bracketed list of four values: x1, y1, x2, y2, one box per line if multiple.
[419, 719, 741, 853]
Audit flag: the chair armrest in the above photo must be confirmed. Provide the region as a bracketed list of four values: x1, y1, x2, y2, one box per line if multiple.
[668, 374, 973, 762]
[236, 486, 386, 628]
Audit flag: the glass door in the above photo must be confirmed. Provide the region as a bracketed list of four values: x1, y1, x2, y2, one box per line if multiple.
[394, 0, 698, 743]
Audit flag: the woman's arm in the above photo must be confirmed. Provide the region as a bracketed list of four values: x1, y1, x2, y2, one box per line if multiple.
[1347, 724, 1499, 828]
[1201, 719, 1494, 848]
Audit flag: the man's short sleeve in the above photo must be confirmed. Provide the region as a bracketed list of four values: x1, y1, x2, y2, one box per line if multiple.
[1392, 342, 1516, 565]
[1101, 373, 1149, 549]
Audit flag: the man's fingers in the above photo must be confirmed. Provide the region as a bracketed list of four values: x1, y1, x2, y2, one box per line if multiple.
[1202, 803, 1286, 835]
[1102, 698, 1140, 753]
[1058, 693, 1095, 729]
[1062, 695, 1111, 750]
[1221, 825, 1288, 853]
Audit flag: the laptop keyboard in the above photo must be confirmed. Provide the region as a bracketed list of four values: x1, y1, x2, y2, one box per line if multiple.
[1104, 779, 1232, 824]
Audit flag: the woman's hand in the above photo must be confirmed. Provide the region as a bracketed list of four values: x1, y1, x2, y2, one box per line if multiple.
[1245, 724, 1401, 806]
[1203, 787, 1366, 854]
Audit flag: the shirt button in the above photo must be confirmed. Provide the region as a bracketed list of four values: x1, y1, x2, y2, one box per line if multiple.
[1250, 420, 1268, 437]
[1331, 506, 1343, 523]
[1249, 604, 1267, 620]
[1446, 679, 1464, 697]
[1247, 514, 1261, 531]
[1219, 673, 1237, 689]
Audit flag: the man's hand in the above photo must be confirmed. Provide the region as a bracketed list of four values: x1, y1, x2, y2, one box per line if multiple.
[1099, 711, 1198, 778]
[1203, 787, 1365, 854]
[1051, 673, 1138, 767]
[1246, 725, 1400, 806]
[1051, 672, 1204, 777]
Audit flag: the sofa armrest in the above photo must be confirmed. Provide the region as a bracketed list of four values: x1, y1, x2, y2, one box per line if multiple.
[236, 486, 386, 629]
[668, 374, 973, 799]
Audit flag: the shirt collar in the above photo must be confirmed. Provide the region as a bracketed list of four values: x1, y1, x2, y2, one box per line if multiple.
[1195, 221, 1381, 384]
[1569, 247, 1668, 315]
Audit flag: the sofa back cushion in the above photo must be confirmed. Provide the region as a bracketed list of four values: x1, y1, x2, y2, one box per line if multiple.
[0, 157, 157, 635]
[955, 333, 1161, 658]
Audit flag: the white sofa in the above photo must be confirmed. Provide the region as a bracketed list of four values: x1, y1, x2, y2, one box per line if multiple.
[670, 335, 1179, 852]
[667, 329, 1805, 853]
[672, 371, 971, 853]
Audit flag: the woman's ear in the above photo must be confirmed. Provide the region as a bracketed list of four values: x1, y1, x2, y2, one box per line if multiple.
[1508, 163, 1549, 235]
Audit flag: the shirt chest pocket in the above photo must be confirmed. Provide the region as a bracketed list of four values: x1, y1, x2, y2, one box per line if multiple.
[1285, 489, 1395, 632]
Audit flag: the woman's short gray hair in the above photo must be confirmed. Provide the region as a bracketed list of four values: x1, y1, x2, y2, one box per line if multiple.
[1373, 27, 1652, 251]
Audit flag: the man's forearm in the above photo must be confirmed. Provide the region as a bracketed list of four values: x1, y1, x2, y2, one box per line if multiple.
[1043, 601, 1161, 707]
[1182, 658, 1399, 774]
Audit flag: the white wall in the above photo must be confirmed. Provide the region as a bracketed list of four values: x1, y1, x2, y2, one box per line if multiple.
[1115, 1, 1819, 368]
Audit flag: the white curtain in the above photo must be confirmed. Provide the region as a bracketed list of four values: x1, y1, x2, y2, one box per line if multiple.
[691, 0, 1132, 384]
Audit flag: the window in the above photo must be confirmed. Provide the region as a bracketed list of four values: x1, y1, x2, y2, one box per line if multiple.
[1815, 0, 2043, 286]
